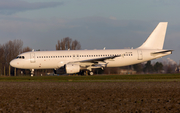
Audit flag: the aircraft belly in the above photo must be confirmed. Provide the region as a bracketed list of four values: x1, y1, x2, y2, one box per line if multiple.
[39, 60, 58, 69]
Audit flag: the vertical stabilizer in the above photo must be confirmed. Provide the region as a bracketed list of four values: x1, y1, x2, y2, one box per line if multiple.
[138, 22, 168, 49]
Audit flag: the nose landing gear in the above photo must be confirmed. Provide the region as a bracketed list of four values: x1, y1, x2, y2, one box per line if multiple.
[31, 69, 34, 77]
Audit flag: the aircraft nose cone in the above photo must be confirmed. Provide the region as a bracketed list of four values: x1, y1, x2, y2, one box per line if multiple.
[10, 60, 16, 68]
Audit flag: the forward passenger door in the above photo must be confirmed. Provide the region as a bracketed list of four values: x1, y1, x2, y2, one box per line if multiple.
[30, 53, 36, 63]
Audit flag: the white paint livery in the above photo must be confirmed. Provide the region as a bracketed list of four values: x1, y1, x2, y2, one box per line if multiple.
[10, 22, 172, 75]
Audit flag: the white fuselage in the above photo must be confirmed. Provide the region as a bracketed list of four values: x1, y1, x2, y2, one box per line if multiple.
[10, 49, 171, 70]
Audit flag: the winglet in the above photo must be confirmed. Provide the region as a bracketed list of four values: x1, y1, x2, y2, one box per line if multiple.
[138, 22, 168, 49]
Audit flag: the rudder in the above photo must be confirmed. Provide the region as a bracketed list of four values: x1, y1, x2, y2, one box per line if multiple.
[138, 22, 168, 49]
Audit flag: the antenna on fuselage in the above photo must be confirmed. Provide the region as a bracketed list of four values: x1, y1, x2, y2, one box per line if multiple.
[103, 47, 106, 50]
[32, 49, 34, 52]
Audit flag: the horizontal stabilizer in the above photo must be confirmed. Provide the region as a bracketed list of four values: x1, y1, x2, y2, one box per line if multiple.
[151, 50, 173, 55]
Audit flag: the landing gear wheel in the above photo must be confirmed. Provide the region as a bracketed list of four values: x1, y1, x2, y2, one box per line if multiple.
[89, 71, 94, 76]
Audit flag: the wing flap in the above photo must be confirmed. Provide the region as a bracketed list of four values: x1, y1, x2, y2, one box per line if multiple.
[74, 55, 120, 63]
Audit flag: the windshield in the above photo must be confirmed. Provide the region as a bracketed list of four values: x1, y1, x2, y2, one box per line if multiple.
[16, 56, 25, 59]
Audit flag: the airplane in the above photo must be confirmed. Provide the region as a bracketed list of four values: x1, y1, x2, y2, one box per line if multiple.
[10, 22, 172, 76]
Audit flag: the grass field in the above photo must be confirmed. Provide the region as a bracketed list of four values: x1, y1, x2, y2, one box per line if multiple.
[0, 73, 180, 82]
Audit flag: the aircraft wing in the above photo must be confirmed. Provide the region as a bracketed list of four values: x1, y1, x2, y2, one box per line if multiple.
[77, 55, 121, 63]
[67, 55, 121, 67]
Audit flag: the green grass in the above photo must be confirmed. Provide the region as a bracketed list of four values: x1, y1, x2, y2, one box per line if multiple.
[0, 73, 180, 82]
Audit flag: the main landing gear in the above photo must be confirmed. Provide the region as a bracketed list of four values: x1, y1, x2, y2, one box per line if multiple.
[79, 70, 94, 76]
[89, 71, 94, 76]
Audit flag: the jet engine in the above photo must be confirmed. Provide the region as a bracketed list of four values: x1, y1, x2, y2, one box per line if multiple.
[65, 64, 80, 74]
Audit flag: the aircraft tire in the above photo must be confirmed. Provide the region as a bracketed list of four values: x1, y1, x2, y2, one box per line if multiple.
[89, 71, 94, 76]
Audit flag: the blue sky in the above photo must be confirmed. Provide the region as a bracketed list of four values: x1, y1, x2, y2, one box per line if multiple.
[0, 0, 180, 63]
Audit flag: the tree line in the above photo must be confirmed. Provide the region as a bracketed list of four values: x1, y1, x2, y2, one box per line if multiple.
[103, 61, 177, 75]
[0, 39, 32, 76]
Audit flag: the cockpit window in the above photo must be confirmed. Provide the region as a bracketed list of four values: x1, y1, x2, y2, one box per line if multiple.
[16, 56, 25, 59]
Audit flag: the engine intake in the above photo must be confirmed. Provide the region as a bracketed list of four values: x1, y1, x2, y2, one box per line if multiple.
[65, 64, 80, 74]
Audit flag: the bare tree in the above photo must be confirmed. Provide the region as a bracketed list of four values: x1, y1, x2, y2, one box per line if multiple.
[2, 39, 23, 76]
[56, 37, 81, 50]
[0, 45, 4, 76]
[22, 46, 32, 53]
[3, 39, 23, 62]
[72, 40, 81, 50]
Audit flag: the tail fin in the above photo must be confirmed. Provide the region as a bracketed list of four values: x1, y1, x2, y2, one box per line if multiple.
[138, 22, 168, 49]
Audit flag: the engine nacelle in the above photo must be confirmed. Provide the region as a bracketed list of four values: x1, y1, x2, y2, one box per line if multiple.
[65, 64, 80, 74]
